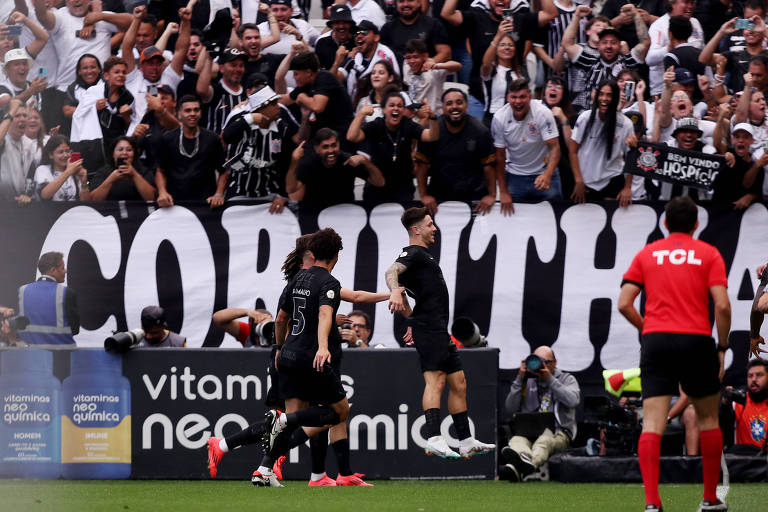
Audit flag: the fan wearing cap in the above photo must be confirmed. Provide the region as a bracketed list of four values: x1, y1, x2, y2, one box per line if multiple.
[441, 0, 557, 118]
[337, 20, 400, 100]
[221, 76, 299, 208]
[0, 11, 50, 111]
[646, 0, 705, 96]
[380, 0, 451, 69]
[257, 0, 320, 56]
[315, 5, 357, 70]
[120, 5, 191, 137]
[196, 47, 248, 135]
[137, 306, 186, 348]
[710, 122, 763, 208]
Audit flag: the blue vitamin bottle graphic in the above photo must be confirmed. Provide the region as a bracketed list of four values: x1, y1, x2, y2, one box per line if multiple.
[0, 349, 61, 479]
[61, 349, 131, 479]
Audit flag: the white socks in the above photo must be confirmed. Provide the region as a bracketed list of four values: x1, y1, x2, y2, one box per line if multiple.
[218, 439, 229, 453]
[310, 472, 327, 481]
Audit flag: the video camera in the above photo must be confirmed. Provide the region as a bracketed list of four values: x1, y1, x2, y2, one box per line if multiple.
[104, 328, 145, 353]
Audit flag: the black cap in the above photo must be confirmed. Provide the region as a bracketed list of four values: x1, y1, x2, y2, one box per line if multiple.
[623, 110, 646, 135]
[218, 48, 247, 64]
[157, 84, 175, 99]
[245, 72, 269, 90]
[354, 20, 379, 35]
[674, 67, 695, 85]
[270, 0, 292, 5]
[141, 306, 166, 329]
[327, 4, 355, 26]
[597, 28, 622, 40]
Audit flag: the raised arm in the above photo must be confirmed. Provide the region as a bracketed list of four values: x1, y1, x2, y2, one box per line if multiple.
[169, 8, 192, 76]
[700, 18, 735, 67]
[630, 6, 650, 61]
[346, 105, 372, 143]
[8, 12, 49, 59]
[734, 74, 753, 124]
[658, 66, 675, 129]
[418, 102, 439, 142]
[154, 21, 179, 54]
[121, 6, 144, 74]
[749, 266, 768, 358]
[538, 0, 558, 26]
[32, 0, 55, 31]
[563, 6, 591, 62]
[195, 48, 214, 104]
[259, 3, 281, 49]
[440, 0, 463, 27]
[284, 141, 306, 200]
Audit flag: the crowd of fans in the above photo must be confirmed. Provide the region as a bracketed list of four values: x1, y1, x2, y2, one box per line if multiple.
[1, 0, 768, 213]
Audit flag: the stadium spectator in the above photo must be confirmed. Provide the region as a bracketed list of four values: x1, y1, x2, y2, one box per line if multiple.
[239, 22, 284, 89]
[654, 67, 715, 146]
[540, 77, 576, 199]
[531, 0, 577, 82]
[337, 21, 399, 100]
[258, 0, 319, 55]
[136, 305, 186, 347]
[0, 11, 49, 111]
[600, 0, 662, 48]
[731, 70, 768, 152]
[17, 251, 79, 345]
[212, 306, 275, 347]
[347, 89, 438, 203]
[34, 134, 90, 201]
[339, 310, 373, 348]
[414, 88, 498, 215]
[402, 39, 461, 117]
[315, 5, 356, 70]
[155, 95, 226, 207]
[23, 105, 49, 168]
[197, 47, 248, 135]
[480, 19, 527, 126]
[351, 60, 402, 122]
[0, 99, 35, 204]
[343, 0, 387, 30]
[60, 54, 102, 136]
[662, 15, 705, 78]
[710, 123, 762, 208]
[221, 79, 298, 208]
[501, 347, 580, 482]
[491, 78, 560, 210]
[727, 359, 768, 450]
[286, 128, 384, 213]
[646, 0, 704, 96]
[380, 0, 451, 68]
[441, 0, 557, 119]
[569, 80, 634, 206]
[89, 136, 156, 201]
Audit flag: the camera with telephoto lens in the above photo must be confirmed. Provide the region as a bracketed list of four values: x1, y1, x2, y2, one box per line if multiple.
[525, 353, 544, 377]
[721, 387, 747, 405]
[451, 317, 488, 347]
[249, 317, 275, 347]
[339, 323, 363, 347]
[104, 328, 145, 353]
[6, 315, 29, 331]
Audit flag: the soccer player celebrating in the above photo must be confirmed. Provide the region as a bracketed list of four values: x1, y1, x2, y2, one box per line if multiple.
[385, 207, 495, 459]
[618, 196, 731, 512]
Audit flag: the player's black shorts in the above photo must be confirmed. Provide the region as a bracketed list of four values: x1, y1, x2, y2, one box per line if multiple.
[277, 363, 347, 405]
[640, 332, 720, 399]
[411, 324, 463, 374]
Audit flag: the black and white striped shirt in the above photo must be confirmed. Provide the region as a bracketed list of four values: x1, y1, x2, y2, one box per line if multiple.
[203, 80, 247, 136]
[572, 48, 641, 112]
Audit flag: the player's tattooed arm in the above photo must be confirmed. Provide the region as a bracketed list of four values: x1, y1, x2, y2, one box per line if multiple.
[749, 265, 768, 358]
[386, 262, 407, 313]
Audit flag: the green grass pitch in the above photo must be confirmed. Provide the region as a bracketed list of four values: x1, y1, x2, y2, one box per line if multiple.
[1, 480, 765, 512]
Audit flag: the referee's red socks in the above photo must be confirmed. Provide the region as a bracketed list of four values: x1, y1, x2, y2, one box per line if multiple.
[638, 432, 661, 506]
[700, 428, 723, 503]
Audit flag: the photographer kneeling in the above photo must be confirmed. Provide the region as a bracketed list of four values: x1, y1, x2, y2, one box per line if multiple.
[501, 346, 581, 482]
[138, 306, 186, 347]
[721, 359, 768, 452]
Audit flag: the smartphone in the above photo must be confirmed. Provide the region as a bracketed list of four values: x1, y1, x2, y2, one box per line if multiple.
[501, 8, 515, 21]
[74, 30, 95, 39]
[38, 67, 48, 80]
[147, 85, 158, 96]
[116, 157, 126, 167]
[623, 80, 636, 101]
[735, 19, 755, 30]
[3, 25, 22, 36]
[409, 102, 424, 110]
[69, 152, 82, 163]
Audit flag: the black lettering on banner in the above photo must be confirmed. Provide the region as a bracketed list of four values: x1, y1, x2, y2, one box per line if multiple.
[292, 296, 306, 335]
[624, 141, 725, 190]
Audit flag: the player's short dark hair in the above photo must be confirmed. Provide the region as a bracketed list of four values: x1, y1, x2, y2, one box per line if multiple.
[38, 251, 63, 274]
[290, 51, 320, 72]
[585, 15, 611, 32]
[668, 15, 692, 42]
[401, 206, 429, 231]
[747, 358, 768, 371]
[507, 78, 530, 94]
[348, 310, 371, 328]
[404, 39, 428, 54]
[313, 128, 338, 146]
[442, 87, 467, 102]
[664, 196, 698, 233]
[237, 22, 260, 39]
[178, 94, 202, 108]
[308, 228, 343, 262]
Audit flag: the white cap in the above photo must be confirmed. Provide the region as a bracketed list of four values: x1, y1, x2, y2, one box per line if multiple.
[732, 122, 756, 138]
[248, 85, 280, 111]
[3, 48, 33, 68]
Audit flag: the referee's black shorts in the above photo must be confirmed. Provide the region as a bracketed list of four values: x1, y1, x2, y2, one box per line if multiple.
[412, 324, 463, 375]
[640, 332, 720, 399]
[277, 363, 347, 405]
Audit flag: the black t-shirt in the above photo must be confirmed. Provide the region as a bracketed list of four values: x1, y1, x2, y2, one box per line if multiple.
[380, 15, 449, 69]
[292, 70, 354, 140]
[601, 0, 666, 48]
[157, 127, 225, 200]
[90, 162, 156, 200]
[432, 0, 472, 45]
[711, 151, 762, 203]
[315, 34, 355, 70]
[723, 49, 767, 93]
[296, 150, 368, 210]
[663, 45, 705, 76]
[244, 54, 284, 89]
[278, 266, 342, 369]
[361, 117, 423, 192]
[416, 115, 494, 201]
[395, 244, 450, 330]
[461, 8, 538, 99]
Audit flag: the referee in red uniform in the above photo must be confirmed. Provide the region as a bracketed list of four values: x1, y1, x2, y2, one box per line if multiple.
[618, 197, 731, 512]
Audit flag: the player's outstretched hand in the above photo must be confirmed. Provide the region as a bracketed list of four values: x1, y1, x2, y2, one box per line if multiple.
[750, 336, 767, 359]
[314, 347, 331, 371]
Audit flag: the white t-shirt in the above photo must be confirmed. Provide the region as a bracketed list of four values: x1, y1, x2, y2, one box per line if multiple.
[258, 19, 320, 55]
[124, 66, 183, 135]
[49, 8, 119, 91]
[348, 0, 387, 29]
[17, 0, 59, 86]
[491, 99, 559, 176]
[646, 14, 705, 96]
[0, 133, 36, 200]
[729, 115, 768, 153]
[34, 164, 80, 201]
[572, 109, 634, 190]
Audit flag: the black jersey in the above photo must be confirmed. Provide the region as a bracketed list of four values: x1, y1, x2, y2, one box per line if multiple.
[278, 266, 341, 369]
[395, 245, 450, 330]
